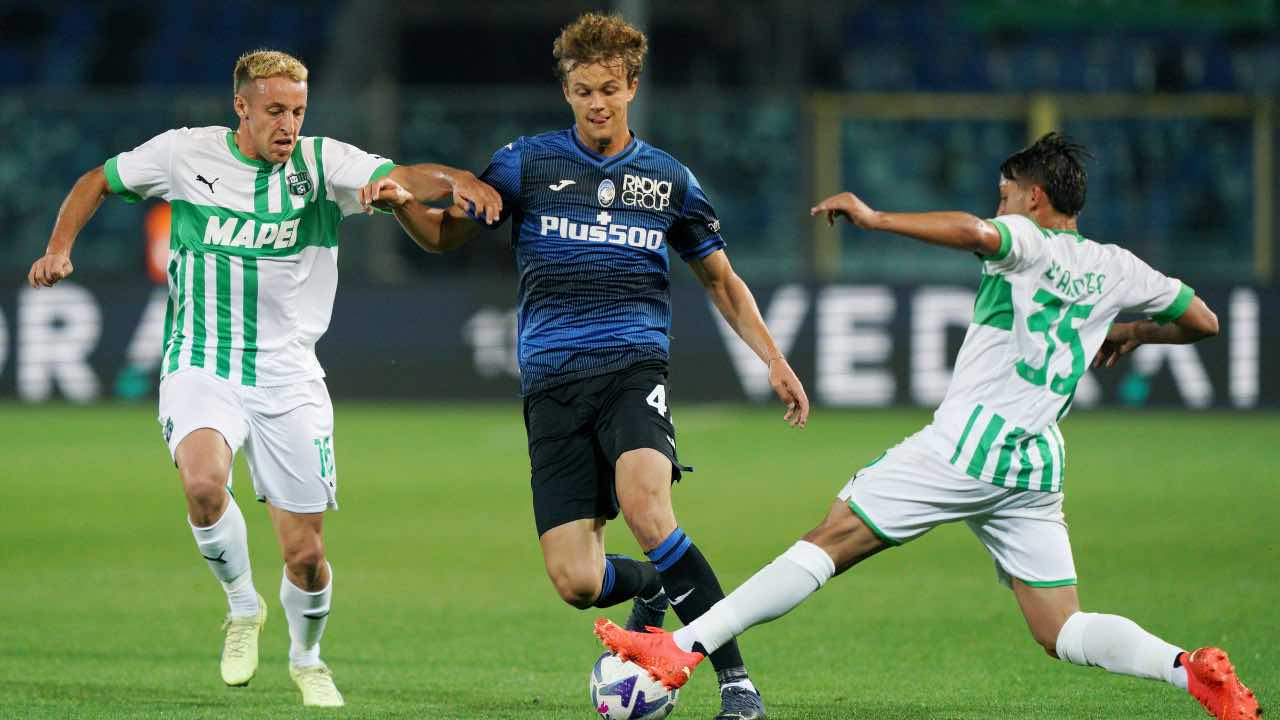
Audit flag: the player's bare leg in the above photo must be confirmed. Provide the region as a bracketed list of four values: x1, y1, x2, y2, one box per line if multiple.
[609, 451, 673, 631]
[801, 500, 891, 573]
[1011, 581, 1081, 659]
[1014, 581, 1260, 718]
[597, 500, 888, 690]
[615, 448, 766, 719]
[177, 429, 265, 687]
[269, 506, 342, 707]
[178, 429, 234, 526]
[614, 449, 678, 550]
[540, 517, 608, 609]
[539, 510, 669, 634]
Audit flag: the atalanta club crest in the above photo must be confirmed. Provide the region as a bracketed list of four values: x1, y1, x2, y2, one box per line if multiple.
[597, 178, 616, 206]
[287, 170, 313, 196]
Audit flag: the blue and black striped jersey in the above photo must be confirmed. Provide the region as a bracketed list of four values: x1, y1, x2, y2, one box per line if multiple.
[478, 127, 726, 395]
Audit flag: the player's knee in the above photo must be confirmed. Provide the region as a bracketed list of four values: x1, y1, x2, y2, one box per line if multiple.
[179, 466, 230, 522]
[183, 476, 227, 508]
[284, 539, 326, 583]
[547, 564, 601, 609]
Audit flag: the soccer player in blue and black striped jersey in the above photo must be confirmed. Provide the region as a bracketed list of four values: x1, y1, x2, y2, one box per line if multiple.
[389, 12, 808, 720]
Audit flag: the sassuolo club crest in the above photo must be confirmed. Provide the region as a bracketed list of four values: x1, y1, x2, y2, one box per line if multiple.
[287, 170, 313, 196]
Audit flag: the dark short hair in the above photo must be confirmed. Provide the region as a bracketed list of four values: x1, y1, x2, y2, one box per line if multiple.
[553, 12, 647, 85]
[999, 132, 1091, 216]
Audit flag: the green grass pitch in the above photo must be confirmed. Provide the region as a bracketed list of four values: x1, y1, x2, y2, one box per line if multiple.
[2, 403, 1275, 719]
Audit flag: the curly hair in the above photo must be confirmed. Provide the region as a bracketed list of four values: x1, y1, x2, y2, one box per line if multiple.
[552, 12, 648, 85]
[1000, 132, 1092, 216]
[233, 49, 308, 95]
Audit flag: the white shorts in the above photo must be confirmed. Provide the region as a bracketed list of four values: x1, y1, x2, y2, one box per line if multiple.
[836, 429, 1076, 589]
[158, 369, 338, 514]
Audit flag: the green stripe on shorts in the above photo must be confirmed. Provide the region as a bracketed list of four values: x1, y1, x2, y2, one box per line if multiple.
[846, 498, 902, 547]
[1020, 577, 1077, 588]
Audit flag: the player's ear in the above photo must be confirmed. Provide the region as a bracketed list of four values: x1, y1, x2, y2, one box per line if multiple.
[1029, 184, 1047, 212]
[233, 93, 248, 121]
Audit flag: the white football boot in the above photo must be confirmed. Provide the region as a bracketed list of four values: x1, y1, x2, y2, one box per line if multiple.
[220, 593, 267, 686]
[290, 662, 345, 707]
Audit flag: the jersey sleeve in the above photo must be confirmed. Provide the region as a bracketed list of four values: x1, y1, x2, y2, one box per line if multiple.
[104, 129, 182, 203]
[475, 139, 522, 225]
[1112, 247, 1195, 324]
[983, 214, 1045, 274]
[321, 138, 396, 218]
[668, 166, 726, 262]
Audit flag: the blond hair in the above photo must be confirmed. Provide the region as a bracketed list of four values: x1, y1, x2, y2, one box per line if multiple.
[233, 49, 308, 94]
[553, 13, 647, 85]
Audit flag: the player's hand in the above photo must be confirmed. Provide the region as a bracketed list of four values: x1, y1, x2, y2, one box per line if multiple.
[449, 171, 502, 225]
[810, 191, 879, 229]
[768, 356, 809, 428]
[359, 176, 414, 213]
[28, 252, 74, 288]
[1092, 322, 1141, 369]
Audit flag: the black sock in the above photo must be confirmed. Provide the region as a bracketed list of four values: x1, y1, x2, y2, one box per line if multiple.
[646, 528, 747, 674]
[593, 555, 662, 608]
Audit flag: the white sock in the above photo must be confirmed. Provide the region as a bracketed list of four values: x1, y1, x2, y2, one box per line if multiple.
[1171, 664, 1188, 691]
[281, 565, 332, 668]
[674, 541, 836, 655]
[1055, 612, 1186, 688]
[189, 499, 258, 617]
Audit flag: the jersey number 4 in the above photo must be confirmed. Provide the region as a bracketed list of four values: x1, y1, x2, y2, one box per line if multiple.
[1015, 288, 1094, 396]
[646, 384, 668, 416]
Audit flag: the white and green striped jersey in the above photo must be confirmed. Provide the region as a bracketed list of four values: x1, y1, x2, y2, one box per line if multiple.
[104, 126, 395, 387]
[917, 214, 1194, 493]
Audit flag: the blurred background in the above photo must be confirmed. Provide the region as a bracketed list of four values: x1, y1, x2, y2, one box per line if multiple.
[0, 0, 1275, 408]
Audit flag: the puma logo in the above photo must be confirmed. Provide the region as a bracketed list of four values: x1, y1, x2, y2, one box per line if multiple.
[196, 175, 219, 193]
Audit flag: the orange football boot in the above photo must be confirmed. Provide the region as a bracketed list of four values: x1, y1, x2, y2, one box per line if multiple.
[593, 618, 706, 690]
[1182, 647, 1262, 719]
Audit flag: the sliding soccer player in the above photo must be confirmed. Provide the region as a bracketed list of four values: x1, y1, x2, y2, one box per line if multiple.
[597, 133, 1260, 720]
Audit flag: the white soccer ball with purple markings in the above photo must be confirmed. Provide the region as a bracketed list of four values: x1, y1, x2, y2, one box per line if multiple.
[590, 652, 679, 720]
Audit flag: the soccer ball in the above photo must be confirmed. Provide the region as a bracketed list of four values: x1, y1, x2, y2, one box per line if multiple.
[590, 652, 679, 720]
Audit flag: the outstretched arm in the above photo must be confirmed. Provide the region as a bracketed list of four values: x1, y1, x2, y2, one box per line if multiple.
[388, 164, 503, 226]
[399, 206, 484, 254]
[811, 191, 1003, 255]
[28, 166, 112, 288]
[1092, 295, 1219, 368]
[356, 177, 484, 253]
[689, 249, 809, 428]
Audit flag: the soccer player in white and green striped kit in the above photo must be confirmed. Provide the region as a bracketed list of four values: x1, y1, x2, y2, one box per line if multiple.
[27, 49, 501, 707]
[598, 134, 1260, 720]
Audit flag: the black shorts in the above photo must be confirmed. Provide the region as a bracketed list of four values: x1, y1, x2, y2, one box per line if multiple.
[523, 360, 687, 537]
